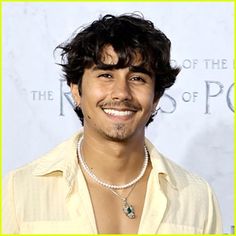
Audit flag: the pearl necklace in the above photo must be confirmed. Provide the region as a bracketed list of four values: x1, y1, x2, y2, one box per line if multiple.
[77, 137, 149, 190]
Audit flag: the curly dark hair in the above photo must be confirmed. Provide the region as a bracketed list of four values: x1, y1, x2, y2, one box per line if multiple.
[56, 13, 180, 126]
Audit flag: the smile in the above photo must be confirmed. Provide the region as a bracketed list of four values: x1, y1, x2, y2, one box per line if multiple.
[103, 109, 134, 117]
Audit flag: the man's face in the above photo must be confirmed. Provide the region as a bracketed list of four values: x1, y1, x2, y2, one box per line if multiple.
[71, 45, 158, 142]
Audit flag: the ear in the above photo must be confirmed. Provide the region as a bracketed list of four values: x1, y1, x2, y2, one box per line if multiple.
[70, 83, 81, 106]
[152, 98, 159, 113]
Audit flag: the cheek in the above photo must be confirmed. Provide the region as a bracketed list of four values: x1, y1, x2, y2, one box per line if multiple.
[80, 84, 107, 110]
[138, 90, 155, 109]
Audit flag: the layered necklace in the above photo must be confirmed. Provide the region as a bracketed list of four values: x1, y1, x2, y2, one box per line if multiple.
[77, 137, 149, 219]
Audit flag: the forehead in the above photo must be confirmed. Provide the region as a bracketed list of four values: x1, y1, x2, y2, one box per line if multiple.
[100, 45, 143, 66]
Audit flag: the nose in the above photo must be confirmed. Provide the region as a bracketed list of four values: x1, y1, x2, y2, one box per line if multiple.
[111, 78, 132, 101]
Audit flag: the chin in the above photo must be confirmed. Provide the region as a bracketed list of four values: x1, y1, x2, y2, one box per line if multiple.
[105, 135, 128, 142]
[103, 127, 133, 142]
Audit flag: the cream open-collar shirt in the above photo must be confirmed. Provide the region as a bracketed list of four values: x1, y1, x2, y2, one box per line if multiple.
[3, 132, 222, 234]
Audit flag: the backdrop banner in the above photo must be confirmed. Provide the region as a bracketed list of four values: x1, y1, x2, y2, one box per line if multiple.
[2, 2, 234, 233]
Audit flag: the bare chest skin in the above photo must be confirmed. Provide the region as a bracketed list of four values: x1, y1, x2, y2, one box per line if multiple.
[84, 164, 152, 234]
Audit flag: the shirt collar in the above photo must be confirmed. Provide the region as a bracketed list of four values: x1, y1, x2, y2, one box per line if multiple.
[145, 138, 178, 190]
[32, 131, 178, 191]
[32, 132, 83, 190]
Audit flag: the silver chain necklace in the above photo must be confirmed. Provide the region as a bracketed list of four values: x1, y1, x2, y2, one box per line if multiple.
[77, 137, 149, 219]
[108, 183, 137, 219]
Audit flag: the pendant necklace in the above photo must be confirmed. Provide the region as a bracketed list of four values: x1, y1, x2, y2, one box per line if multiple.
[77, 136, 149, 219]
[108, 183, 137, 219]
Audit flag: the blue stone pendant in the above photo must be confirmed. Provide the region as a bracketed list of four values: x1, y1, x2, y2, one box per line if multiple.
[123, 199, 135, 219]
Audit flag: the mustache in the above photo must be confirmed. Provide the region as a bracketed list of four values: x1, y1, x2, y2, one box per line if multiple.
[98, 100, 141, 110]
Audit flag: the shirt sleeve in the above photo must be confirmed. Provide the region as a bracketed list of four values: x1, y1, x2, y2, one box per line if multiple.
[203, 183, 223, 234]
[2, 172, 19, 234]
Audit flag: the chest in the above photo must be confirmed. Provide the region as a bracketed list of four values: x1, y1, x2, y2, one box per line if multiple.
[16, 170, 207, 234]
[87, 180, 147, 234]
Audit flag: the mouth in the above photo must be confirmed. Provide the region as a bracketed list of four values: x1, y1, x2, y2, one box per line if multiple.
[102, 108, 137, 121]
[103, 108, 135, 116]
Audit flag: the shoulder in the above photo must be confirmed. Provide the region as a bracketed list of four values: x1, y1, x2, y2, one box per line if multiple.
[145, 138, 220, 221]
[3, 132, 82, 186]
[145, 138, 212, 195]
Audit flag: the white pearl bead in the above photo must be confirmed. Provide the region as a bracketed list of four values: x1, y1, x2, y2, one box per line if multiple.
[77, 136, 149, 190]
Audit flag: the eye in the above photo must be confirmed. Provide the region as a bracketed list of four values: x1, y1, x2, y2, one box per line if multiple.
[97, 73, 113, 79]
[129, 76, 145, 83]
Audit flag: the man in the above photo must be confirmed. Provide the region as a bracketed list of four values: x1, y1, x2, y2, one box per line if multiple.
[3, 14, 222, 234]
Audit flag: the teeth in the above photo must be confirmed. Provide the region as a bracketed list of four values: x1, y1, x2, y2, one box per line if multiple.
[103, 109, 133, 116]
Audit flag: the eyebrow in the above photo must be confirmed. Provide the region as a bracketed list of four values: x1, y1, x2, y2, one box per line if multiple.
[92, 65, 153, 77]
[129, 66, 152, 77]
[92, 64, 116, 71]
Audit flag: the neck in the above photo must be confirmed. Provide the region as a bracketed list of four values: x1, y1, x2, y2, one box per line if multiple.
[79, 133, 146, 186]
